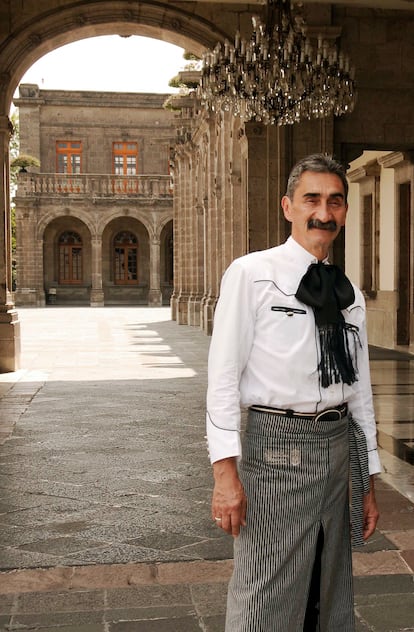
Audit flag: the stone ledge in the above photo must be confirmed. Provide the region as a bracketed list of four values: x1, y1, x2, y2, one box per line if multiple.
[0, 560, 234, 595]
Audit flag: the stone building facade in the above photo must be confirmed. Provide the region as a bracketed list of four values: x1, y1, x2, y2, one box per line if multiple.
[1, 0, 414, 371]
[13, 85, 176, 307]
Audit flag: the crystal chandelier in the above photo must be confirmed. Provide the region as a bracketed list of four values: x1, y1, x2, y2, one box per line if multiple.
[197, 0, 357, 126]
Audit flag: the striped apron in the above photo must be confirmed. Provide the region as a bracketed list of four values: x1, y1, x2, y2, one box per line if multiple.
[225, 407, 369, 632]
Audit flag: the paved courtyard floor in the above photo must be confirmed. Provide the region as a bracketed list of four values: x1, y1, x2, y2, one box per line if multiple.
[0, 307, 413, 631]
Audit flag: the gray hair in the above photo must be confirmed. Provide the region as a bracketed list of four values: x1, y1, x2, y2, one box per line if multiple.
[285, 154, 348, 203]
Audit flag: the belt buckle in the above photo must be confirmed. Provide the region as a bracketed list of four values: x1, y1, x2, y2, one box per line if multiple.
[315, 408, 343, 422]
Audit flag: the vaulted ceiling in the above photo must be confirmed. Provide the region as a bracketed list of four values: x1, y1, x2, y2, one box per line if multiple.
[193, 0, 414, 11]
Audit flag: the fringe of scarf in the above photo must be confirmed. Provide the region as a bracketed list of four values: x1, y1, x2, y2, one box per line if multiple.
[318, 322, 361, 388]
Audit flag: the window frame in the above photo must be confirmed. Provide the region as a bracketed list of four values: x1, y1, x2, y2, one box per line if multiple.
[112, 142, 138, 176]
[56, 141, 83, 174]
[113, 231, 139, 285]
[58, 231, 83, 285]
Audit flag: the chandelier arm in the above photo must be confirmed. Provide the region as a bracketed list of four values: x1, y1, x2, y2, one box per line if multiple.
[197, 0, 357, 126]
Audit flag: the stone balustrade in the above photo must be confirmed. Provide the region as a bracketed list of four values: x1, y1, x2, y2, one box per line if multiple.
[16, 172, 173, 198]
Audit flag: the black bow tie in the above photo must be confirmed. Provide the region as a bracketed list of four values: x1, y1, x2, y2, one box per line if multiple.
[295, 262, 359, 388]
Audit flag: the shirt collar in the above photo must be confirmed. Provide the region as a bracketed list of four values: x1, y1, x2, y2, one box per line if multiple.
[285, 236, 323, 266]
[277, 236, 330, 295]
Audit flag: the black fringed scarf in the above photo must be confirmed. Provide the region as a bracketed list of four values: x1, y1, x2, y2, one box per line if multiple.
[295, 262, 359, 388]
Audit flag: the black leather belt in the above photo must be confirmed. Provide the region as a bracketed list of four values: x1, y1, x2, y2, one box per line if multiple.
[250, 404, 348, 422]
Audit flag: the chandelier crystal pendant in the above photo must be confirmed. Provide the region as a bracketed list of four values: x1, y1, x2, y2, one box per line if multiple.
[197, 0, 357, 126]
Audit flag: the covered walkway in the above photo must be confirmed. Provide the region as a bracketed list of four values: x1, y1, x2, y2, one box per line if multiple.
[0, 307, 413, 631]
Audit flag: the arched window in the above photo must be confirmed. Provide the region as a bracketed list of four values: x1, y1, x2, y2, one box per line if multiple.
[59, 231, 82, 284]
[114, 231, 138, 284]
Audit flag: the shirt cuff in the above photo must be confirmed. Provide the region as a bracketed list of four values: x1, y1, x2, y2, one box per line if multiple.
[206, 414, 242, 464]
[368, 448, 382, 475]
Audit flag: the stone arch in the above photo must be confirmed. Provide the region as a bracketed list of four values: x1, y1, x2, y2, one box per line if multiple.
[157, 213, 174, 239]
[97, 208, 153, 239]
[37, 208, 96, 241]
[43, 215, 92, 305]
[160, 219, 173, 304]
[102, 215, 150, 305]
[0, 1, 232, 113]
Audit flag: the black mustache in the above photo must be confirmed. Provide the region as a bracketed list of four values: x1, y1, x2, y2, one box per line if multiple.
[307, 219, 338, 232]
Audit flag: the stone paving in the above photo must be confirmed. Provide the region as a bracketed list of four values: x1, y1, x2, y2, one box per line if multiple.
[0, 307, 413, 631]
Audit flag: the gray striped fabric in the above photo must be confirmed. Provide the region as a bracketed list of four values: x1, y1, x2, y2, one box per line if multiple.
[348, 415, 371, 548]
[225, 409, 356, 632]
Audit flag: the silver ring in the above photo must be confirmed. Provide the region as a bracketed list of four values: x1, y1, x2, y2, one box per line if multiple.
[214, 517, 222, 522]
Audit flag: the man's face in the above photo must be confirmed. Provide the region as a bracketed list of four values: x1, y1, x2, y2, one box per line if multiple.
[281, 171, 348, 259]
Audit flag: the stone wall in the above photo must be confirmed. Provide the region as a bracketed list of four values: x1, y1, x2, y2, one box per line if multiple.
[1, 0, 414, 369]
[13, 85, 176, 307]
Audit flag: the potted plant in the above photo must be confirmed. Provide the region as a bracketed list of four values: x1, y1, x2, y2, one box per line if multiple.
[10, 154, 40, 172]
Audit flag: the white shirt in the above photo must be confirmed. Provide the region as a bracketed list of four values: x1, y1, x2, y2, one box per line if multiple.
[206, 237, 381, 475]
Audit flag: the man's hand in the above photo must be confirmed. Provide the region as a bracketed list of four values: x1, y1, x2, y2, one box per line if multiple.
[212, 457, 247, 537]
[363, 475, 380, 540]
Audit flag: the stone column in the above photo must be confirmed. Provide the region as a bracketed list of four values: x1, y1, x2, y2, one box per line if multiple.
[230, 122, 248, 261]
[170, 159, 180, 320]
[34, 237, 46, 306]
[90, 236, 104, 306]
[188, 200, 204, 327]
[0, 115, 20, 372]
[187, 148, 203, 327]
[148, 236, 162, 306]
[202, 118, 219, 334]
[176, 148, 191, 324]
[246, 123, 291, 252]
[14, 194, 38, 306]
[198, 129, 210, 332]
[220, 111, 234, 273]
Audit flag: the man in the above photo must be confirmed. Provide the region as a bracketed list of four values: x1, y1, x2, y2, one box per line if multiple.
[206, 154, 380, 631]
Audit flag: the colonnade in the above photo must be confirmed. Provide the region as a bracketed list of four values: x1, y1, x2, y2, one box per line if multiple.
[170, 110, 298, 334]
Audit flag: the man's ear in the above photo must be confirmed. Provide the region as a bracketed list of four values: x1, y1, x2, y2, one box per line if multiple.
[281, 195, 292, 222]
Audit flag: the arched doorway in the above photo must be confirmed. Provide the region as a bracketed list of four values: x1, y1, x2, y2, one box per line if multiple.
[102, 216, 150, 305]
[43, 217, 92, 305]
[0, 0, 234, 370]
[160, 220, 173, 305]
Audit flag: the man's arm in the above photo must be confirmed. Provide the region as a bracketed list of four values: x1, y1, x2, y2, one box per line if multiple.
[206, 261, 255, 536]
[212, 457, 247, 537]
[363, 475, 380, 540]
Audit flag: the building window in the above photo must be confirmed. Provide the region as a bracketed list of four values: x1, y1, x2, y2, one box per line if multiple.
[113, 142, 138, 175]
[56, 141, 82, 174]
[348, 159, 380, 298]
[361, 184, 380, 297]
[59, 231, 82, 284]
[114, 231, 138, 284]
[362, 194, 374, 293]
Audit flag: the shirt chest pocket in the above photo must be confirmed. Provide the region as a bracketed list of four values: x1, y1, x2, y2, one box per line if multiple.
[271, 306, 307, 317]
[259, 304, 309, 352]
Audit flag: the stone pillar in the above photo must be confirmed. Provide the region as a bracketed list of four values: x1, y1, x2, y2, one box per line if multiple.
[14, 188, 47, 306]
[198, 129, 210, 333]
[202, 118, 219, 334]
[148, 236, 162, 306]
[0, 115, 20, 372]
[185, 147, 196, 325]
[187, 148, 204, 327]
[34, 238, 46, 306]
[245, 123, 292, 251]
[90, 236, 104, 306]
[188, 199, 204, 327]
[176, 148, 191, 324]
[220, 111, 234, 273]
[170, 157, 181, 321]
[230, 122, 248, 261]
